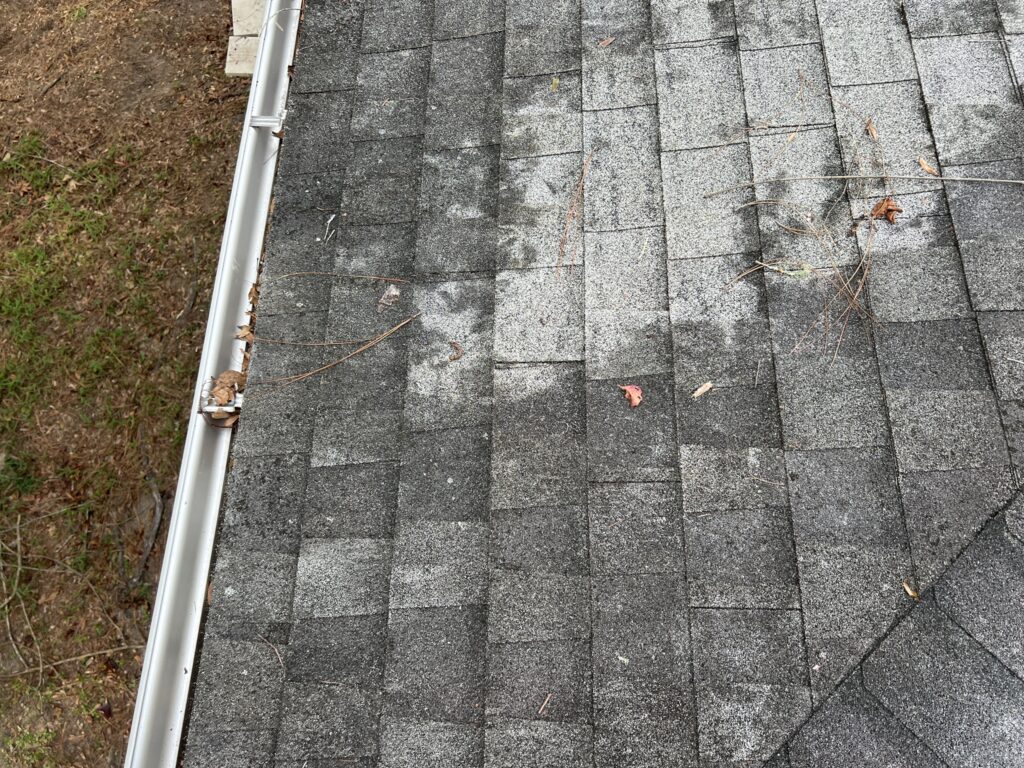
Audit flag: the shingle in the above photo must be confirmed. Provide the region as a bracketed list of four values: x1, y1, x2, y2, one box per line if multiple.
[582, 105, 663, 231]
[691, 608, 811, 764]
[815, 0, 916, 85]
[398, 428, 492, 522]
[304, 461, 399, 539]
[586, 375, 678, 481]
[181, 729, 276, 768]
[336, 222, 417, 277]
[874, 320, 990, 391]
[787, 676, 938, 768]
[360, 0, 432, 52]
[293, 538, 391, 618]
[915, 35, 1018, 105]
[588, 483, 685, 575]
[887, 389, 1010, 473]
[489, 506, 590, 574]
[189, 637, 285, 730]
[384, 605, 487, 723]
[654, 42, 746, 151]
[685, 506, 800, 609]
[901, 466, 1015, 588]
[493, 268, 585, 363]
[390, 520, 488, 609]
[787, 448, 915, 697]
[650, 0, 735, 44]
[662, 145, 760, 259]
[676, 383, 782, 450]
[977, 311, 1024, 401]
[379, 719, 483, 768]
[868, 248, 974, 323]
[352, 48, 430, 140]
[903, 0, 1001, 37]
[928, 104, 1024, 165]
[206, 549, 296, 633]
[504, 0, 582, 77]
[488, 571, 591, 643]
[311, 409, 403, 467]
[734, 0, 820, 49]
[499, 152, 583, 270]
[403, 279, 495, 430]
[275, 682, 381, 762]
[832, 81, 941, 199]
[961, 237, 1024, 311]
[668, 254, 773, 388]
[491, 363, 587, 509]
[936, 516, 1024, 676]
[863, 599, 1024, 768]
[291, 0, 363, 93]
[739, 44, 833, 127]
[503, 72, 583, 159]
[678, 444, 788, 512]
[219, 454, 306, 554]
[285, 614, 387, 685]
[432, 0, 504, 38]
[946, 158, 1024, 242]
[278, 91, 353, 176]
[487, 639, 592, 722]
[581, 16, 656, 110]
[485, 720, 593, 768]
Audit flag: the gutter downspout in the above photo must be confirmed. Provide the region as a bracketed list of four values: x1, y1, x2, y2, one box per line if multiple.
[123, 3, 301, 765]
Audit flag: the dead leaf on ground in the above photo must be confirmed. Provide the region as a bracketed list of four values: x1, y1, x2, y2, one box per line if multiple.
[619, 384, 643, 408]
[248, 282, 260, 305]
[448, 340, 464, 362]
[598, 36, 615, 47]
[210, 369, 247, 405]
[865, 117, 878, 141]
[691, 381, 713, 399]
[918, 157, 939, 176]
[377, 283, 401, 312]
[902, 579, 920, 601]
[870, 196, 902, 225]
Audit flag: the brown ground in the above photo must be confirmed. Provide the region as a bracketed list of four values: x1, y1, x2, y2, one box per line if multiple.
[0, 1, 248, 764]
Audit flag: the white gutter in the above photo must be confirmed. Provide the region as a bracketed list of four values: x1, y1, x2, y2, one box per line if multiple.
[123, 2, 301, 766]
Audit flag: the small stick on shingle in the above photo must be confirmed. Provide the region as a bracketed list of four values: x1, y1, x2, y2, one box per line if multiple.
[557, 151, 594, 274]
[268, 271, 409, 283]
[538, 693, 554, 716]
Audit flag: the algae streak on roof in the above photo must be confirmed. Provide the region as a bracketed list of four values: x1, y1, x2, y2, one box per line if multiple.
[183, 0, 1024, 765]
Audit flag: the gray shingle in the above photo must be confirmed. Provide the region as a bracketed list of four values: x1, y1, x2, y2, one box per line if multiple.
[588, 483, 685, 574]
[874, 320, 991, 391]
[739, 44, 833, 128]
[360, 0, 431, 52]
[582, 105, 664, 231]
[504, 0, 582, 77]
[293, 538, 392, 618]
[502, 73, 583, 159]
[903, 0, 1001, 37]
[487, 639, 592, 722]
[398, 427, 492, 522]
[692, 608, 811, 764]
[488, 571, 591, 643]
[650, 0, 734, 44]
[304, 461, 399, 539]
[389, 520, 488, 609]
[275, 682, 381, 762]
[489, 505, 590, 574]
[977, 311, 1024, 401]
[582, 0, 656, 110]
[734, 0, 820, 50]
[493, 268, 585, 362]
[863, 599, 1024, 768]
[484, 720, 594, 768]
[685, 506, 800, 609]
[655, 42, 746, 151]
[380, 719, 483, 768]
[816, 0, 916, 86]
[915, 35, 1018, 106]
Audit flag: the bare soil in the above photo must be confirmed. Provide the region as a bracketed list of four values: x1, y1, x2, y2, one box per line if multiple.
[0, 1, 248, 764]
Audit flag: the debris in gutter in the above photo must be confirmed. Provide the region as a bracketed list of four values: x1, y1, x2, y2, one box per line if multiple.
[210, 370, 246, 406]
[619, 384, 643, 408]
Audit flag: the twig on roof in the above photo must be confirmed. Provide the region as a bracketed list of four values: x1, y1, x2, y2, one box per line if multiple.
[268, 271, 409, 283]
[557, 151, 594, 274]
[705, 173, 1024, 198]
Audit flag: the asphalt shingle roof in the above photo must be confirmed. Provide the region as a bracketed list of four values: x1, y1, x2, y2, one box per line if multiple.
[182, 0, 1024, 765]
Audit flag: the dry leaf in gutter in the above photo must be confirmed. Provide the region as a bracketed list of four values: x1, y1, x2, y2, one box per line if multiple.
[210, 369, 247, 406]
[870, 196, 902, 225]
[619, 384, 643, 408]
[918, 157, 939, 176]
[236, 324, 255, 344]
[691, 381, 713, 399]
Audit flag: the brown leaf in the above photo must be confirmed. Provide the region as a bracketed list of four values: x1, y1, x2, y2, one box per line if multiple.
[248, 282, 260, 304]
[918, 157, 939, 176]
[377, 284, 401, 313]
[865, 117, 878, 141]
[448, 340, 464, 362]
[236, 324, 254, 344]
[902, 579, 920, 601]
[619, 384, 643, 408]
[211, 369, 247, 405]
[870, 196, 902, 225]
[598, 36, 616, 47]
[691, 381, 713, 400]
